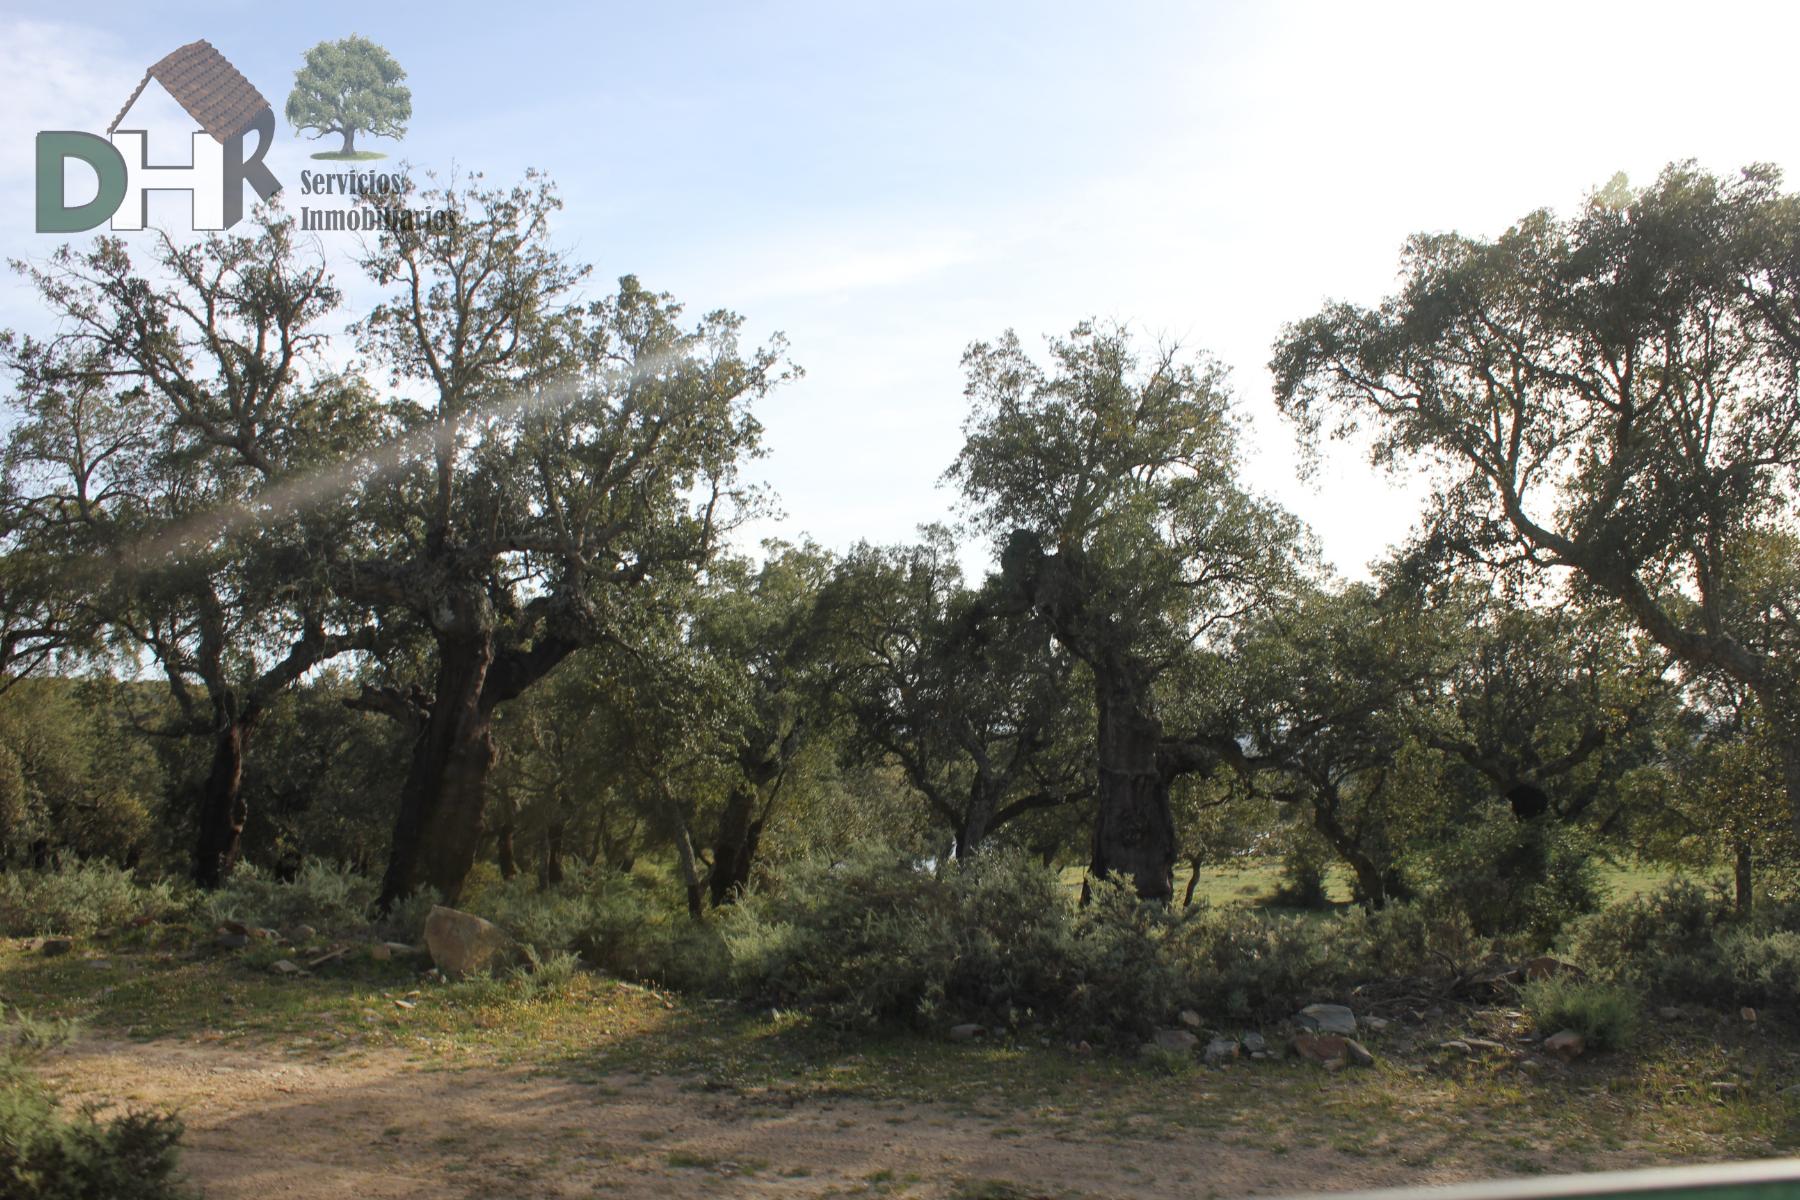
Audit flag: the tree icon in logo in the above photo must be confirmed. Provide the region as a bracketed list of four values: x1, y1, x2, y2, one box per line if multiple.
[285, 35, 411, 160]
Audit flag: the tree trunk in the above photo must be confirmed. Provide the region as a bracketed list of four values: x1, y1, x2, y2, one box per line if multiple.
[1183, 855, 1204, 907]
[192, 718, 252, 890]
[340, 128, 357, 155]
[496, 823, 518, 881]
[673, 821, 705, 919]
[378, 631, 497, 910]
[541, 820, 565, 888]
[1734, 840, 1754, 917]
[708, 786, 763, 907]
[1090, 672, 1176, 903]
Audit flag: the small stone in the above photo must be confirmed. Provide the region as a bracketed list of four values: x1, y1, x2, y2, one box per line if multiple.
[1073, 1040, 1092, 1055]
[1741, 1007, 1758, 1024]
[1518, 1058, 1544, 1074]
[1344, 1039, 1375, 1068]
[949, 1024, 985, 1042]
[1240, 1031, 1268, 1055]
[1249, 1050, 1272, 1061]
[216, 932, 250, 950]
[1179, 1009, 1202, 1028]
[1658, 1006, 1681, 1021]
[1362, 1016, 1390, 1033]
[383, 942, 420, 956]
[1709, 1081, 1741, 1097]
[1203, 1037, 1238, 1066]
[40, 938, 72, 957]
[1296, 1003, 1357, 1036]
[219, 920, 252, 937]
[86, 959, 112, 971]
[1151, 1029, 1198, 1053]
[269, 959, 303, 976]
[1779, 1083, 1800, 1098]
[285, 925, 318, 944]
[1543, 1029, 1585, 1061]
[369, 943, 393, 962]
[1464, 1038, 1508, 1055]
[393, 998, 415, 1010]
[1439, 1039, 1473, 1055]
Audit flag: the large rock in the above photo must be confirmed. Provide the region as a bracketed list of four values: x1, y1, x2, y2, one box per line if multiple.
[1543, 1029, 1585, 1061]
[1150, 1028, 1198, 1053]
[1296, 1003, 1357, 1036]
[1523, 956, 1585, 982]
[422, 905, 513, 978]
[1203, 1036, 1239, 1066]
[1291, 1032, 1350, 1070]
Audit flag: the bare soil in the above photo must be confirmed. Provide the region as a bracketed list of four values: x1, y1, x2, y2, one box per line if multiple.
[47, 1036, 1512, 1199]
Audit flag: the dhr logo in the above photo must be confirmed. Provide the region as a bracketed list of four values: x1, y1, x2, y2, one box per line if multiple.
[36, 40, 280, 233]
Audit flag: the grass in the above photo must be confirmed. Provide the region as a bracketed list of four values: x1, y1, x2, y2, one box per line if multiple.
[309, 150, 388, 161]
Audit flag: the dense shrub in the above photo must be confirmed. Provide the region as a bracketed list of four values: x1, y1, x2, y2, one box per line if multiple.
[0, 865, 176, 937]
[1567, 880, 1738, 1001]
[196, 861, 376, 932]
[0, 1015, 193, 1199]
[460, 862, 699, 984]
[1421, 807, 1600, 944]
[1521, 976, 1641, 1051]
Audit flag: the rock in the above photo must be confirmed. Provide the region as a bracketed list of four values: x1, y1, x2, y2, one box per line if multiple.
[1291, 1033, 1350, 1068]
[382, 941, 420, 956]
[1073, 1040, 1092, 1055]
[1543, 1029, 1585, 1061]
[948, 1024, 986, 1042]
[1463, 1038, 1509, 1055]
[1362, 1016, 1390, 1033]
[1344, 1039, 1375, 1068]
[40, 938, 72, 957]
[1658, 1006, 1681, 1021]
[369, 942, 393, 962]
[1296, 1003, 1357, 1036]
[1523, 956, 1585, 982]
[1709, 1081, 1742, 1097]
[86, 959, 112, 971]
[422, 905, 513, 979]
[216, 932, 250, 950]
[1151, 1029, 1198, 1053]
[1241, 1031, 1268, 1055]
[285, 924, 318, 944]
[1741, 1007, 1758, 1024]
[1439, 1039, 1473, 1055]
[1780, 1083, 1800, 1098]
[1178, 1009, 1202, 1028]
[219, 920, 253, 937]
[1203, 1036, 1238, 1066]
[1249, 1050, 1272, 1061]
[268, 959, 303, 976]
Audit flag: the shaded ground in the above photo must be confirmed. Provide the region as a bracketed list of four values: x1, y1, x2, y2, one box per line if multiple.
[47, 1037, 1484, 1200]
[10, 936, 1798, 1199]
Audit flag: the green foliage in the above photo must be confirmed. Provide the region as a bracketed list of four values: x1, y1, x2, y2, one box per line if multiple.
[1520, 976, 1641, 1051]
[1420, 806, 1601, 944]
[0, 864, 174, 937]
[0, 1014, 193, 1199]
[196, 861, 376, 933]
[1568, 879, 1739, 1001]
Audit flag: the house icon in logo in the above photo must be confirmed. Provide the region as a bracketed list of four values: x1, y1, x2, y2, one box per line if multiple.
[36, 39, 281, 232]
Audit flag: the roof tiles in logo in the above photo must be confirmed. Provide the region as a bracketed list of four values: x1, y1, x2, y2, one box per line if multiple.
[109, 40, 272, 143]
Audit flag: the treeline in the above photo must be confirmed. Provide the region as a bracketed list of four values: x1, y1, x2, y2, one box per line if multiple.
[0, 162, 1794, 926]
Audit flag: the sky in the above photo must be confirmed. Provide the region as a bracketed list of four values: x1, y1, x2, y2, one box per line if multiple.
[3, 0, 1798, 579]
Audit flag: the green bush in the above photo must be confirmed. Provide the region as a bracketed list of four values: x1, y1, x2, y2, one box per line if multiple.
[0, 1015, 193, 1199]
[1421, 806, 1600, 944]
[0, 864, 175, 937]
[1717, 928, 1800, 1008]
[1520, 976, 1640, 1051]
[1567, 879, 1738, 1002]
[197, 860, 376, 933]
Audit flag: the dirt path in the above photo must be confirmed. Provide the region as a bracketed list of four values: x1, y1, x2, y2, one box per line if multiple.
[46, 1036, 1489, 1199]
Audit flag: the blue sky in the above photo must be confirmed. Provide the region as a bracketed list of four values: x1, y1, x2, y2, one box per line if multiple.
[4, 1, 1799, 576]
